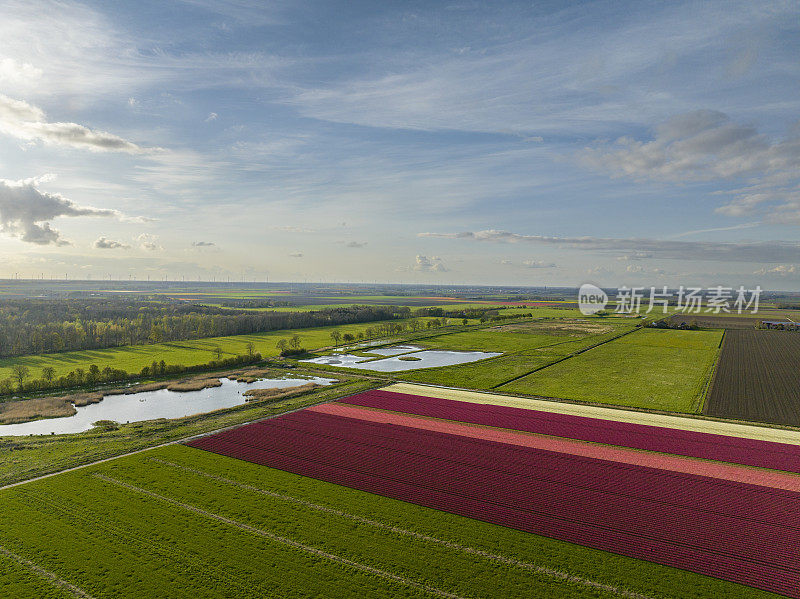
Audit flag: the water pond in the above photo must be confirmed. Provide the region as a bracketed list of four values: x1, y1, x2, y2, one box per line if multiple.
[0, 376, 335, 437]
[302, 350, 500, 372]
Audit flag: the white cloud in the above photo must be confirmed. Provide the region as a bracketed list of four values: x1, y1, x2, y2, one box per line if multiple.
[93, 236, 130, 250]
[289, 251, 303, 258]
[0, 177, 118, 245]
[754, 264, 799, 277]
[205, 112, 218, 122]
[136, 233, 162, 251]
[579, 110, 800, 221]
[522, 259, 556, 269]
[343, 241, 367, 248]
[413, 255, 448, 272]
[419, 229, 800, 263]
[0, 94, 148, 153]
[0, 57, 42, 86]
[192, 241, 215, 247]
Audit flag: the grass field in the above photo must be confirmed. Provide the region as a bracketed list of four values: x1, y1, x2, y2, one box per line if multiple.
[499, 328, 723, 413]
[0, 443, 780, 599]
[0, 318, 438, 383]
[396, 325, 635, 389]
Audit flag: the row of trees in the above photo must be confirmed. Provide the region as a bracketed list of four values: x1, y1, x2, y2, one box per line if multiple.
[0, 299, 410, 358]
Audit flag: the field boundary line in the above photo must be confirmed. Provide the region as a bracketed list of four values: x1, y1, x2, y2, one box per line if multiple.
[489, 326, 642, 389]
[697, 330, 725, 414]
[0, 544, 95, 599]
[149, 457, 658, 599]
[0, 383, 377, 493]
[92, 473, 467, 599]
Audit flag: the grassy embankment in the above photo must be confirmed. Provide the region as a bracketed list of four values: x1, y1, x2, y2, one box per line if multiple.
[0, 444, 780, 599]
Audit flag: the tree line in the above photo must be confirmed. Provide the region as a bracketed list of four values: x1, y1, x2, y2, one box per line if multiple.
[0, 299, 411, 358]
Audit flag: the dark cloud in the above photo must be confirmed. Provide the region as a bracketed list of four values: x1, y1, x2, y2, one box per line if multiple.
[0, 178, 117, 245]
[192, 241, 215, 247]
[419, 229, 800, 263]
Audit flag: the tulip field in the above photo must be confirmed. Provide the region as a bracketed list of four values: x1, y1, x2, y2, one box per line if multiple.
[0, 385, 796, 598]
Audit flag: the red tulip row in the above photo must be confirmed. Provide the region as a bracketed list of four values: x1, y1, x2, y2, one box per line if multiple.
[339, 390, 800, 473]
[189, 408, 800, 597]
[309, 402, 800, 493]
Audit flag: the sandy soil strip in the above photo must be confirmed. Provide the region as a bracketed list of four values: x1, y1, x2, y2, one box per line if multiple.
[311, 403, 800, 493]
[0, 544, 95, 599]
[149, 457, 655, 599]
[384, 383, 800, 446]
[92, 473, 466, 599]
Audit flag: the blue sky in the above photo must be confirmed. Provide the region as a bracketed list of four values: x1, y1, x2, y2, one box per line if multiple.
[0, 0, 799, 287]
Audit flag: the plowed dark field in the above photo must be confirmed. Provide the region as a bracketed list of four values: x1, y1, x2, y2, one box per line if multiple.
[705, 329, 800, 426]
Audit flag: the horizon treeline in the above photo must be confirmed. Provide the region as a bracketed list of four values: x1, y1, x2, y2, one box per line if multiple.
[0, 300, 411, 358]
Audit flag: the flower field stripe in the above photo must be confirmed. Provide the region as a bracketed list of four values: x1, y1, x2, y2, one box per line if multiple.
[91, 473, 468, 599]
[341, 389, 800, 474]
[187, 413, 800, 596]
[151, 456, 657, 599]
[310, 402, 800, 492]
[383, 383, 800, 446]
[196, 410, 800, 530]
[0, 544, 96, 599]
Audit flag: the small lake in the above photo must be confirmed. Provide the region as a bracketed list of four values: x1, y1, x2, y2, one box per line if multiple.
[302, 350, 501, 372]
[368, 345, 424, 356]
[0, 376, 336, 437]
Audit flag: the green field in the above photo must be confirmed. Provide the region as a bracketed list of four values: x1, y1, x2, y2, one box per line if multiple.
[394, 323, 636, 389]
[499, 328, 723, 412]
[0, 443, 778, 599]
[0, 318, 439, 383]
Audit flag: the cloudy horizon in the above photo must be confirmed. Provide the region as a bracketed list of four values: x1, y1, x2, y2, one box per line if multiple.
[1, 1, 799, 288]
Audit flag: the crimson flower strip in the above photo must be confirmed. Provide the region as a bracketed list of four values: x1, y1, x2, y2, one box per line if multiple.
[310, 402, 800, 492]
[339, 390, 800, 473]
[188, 409, 800, 597]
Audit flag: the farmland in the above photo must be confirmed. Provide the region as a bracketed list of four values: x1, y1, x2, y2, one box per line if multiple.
[0, 317, 437, 383]
[0, 433, 786, 599]
[184, 387, 797, 598]
[705, 330, 800, 426]
[395, 323, 635, 389]
[498, 328, 723, 413]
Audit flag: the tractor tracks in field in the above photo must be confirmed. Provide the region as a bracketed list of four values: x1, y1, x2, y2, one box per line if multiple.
[92, 472, 468, 599]
[147, 457, 658, 599]
[0, 544, 96, 599]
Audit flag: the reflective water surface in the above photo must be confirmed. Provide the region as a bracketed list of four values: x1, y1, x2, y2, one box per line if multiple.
[0, 376, 335, 437]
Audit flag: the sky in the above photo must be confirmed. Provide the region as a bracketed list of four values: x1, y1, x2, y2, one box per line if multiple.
[0, 0, 799, 288]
